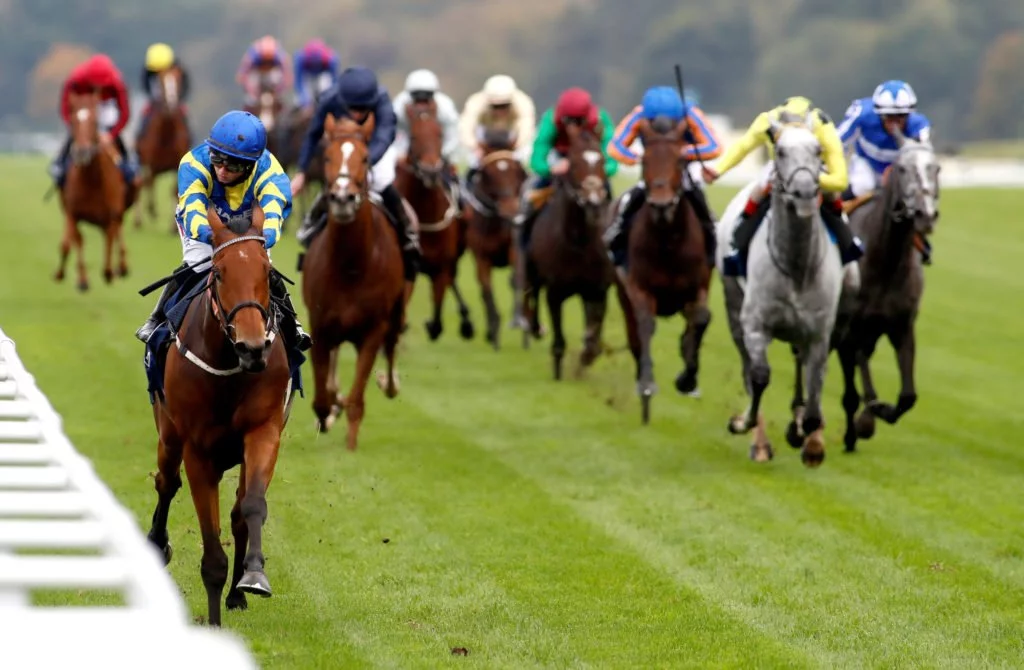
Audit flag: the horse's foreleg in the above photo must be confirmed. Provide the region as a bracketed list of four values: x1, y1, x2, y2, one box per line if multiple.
[310, 338, 336, 432]
[101, 223, 116, 284]
[628, 285, 658, 424]
[676, 289, 711, 397]
[613, 275, 642, 379]
[742, 326, 771, 433]
[425, 270, 448, 341]
[182, 448, 228, 626]
[235, 421, 282, 599]
[346, 326, 388, 450]
[578, 291, 608, 373]
[800, 340, 830, 468]
[147, 168, 157, 219]
[872, 320, 918, 425]
[55, 213, 75, 283]
[523, 259, 543, 348]
[146, 429, 183, 565]
[546, 289, 567, 380]
[785, 345, 807, 448]
[225, 465, 249, 612]
[855, 340, 881, 440]
[377, 296, 404, 399]
[450, 270, 475, 340]
[116, 220, 129, 277]
[474, 256, 500, 349]
[71, 222, 88, 292]
[838, 343, 861, 453]
[133, 165, 147, 229]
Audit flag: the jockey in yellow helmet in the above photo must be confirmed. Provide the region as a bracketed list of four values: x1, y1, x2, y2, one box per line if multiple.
[703, 96, 864, 277]
[138, 43, 191, 139]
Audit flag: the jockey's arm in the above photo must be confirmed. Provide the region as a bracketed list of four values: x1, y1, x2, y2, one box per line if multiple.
[177, 151, 215, 244]
[292, 53, 308, 105]
[368, 90, 398, 166]
[59, 79, 74, 126]
[252, 153, 293, 248]
[458, 93, 486, 153]
[529, 108, 558, 177]
[606, 106, 642, 167]
[908, 113, 932, 143]
[682, 106, 722, 162]
[278, 49, 294, 90]
[438, 94, 462, 161]
[235, 49, 254, 85]
[597, 108, 619, 177]
[817, 122, 849, 194]
[513, 92, 537, 153]
[391, 90, 411, 135]
[714, 111, 771, 176]
[110, 79, 130, 137]
[139, 67, 153, 95]
[836, 99, 862, 146]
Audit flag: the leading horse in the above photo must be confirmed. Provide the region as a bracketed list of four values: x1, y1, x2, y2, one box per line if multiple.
[55, 91, 136, 291]
[613, 116, 713, 424]
[394, 97, 474, 342]
[522, 121, 613, 379]
[145, 206, 296, 627]
[134, 66, 191, 231]
[301, 114, 406, 451]
[833, 133, 939, 452]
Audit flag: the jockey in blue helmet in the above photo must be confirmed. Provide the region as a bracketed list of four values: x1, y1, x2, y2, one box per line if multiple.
[135, 110, 311, 351]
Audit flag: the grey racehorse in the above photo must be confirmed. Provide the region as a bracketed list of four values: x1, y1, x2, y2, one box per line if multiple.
[717, 121, 844, 466]
[831, 131, 938, 452]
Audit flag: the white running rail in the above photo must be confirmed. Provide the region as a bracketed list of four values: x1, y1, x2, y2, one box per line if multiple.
[0, 327, 258, 669]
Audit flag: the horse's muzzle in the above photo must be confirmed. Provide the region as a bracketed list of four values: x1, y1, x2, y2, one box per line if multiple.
[328, 191, 361, 222]
[235, 338, 273, 372]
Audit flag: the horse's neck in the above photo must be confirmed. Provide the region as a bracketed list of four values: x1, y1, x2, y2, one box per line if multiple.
[769, 192, 820, 279]
[867, 178, 916, 280]
[553, 186, 593, 243]
[407, 169, 448, 213]
[325, 205, 378, 273]
[181, 291, 238, 370]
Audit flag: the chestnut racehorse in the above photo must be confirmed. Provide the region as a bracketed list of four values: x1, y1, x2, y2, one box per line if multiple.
[134, 66, 191, 230]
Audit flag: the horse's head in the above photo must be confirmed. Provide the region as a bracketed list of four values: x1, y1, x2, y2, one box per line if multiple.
[638, 116, 688, 221]
[562, 122, 608, 220]
[768, 120, 823, 219]
[890, 131, 940, 235]
[206, 205, 274, 372]
[67, 91, 101, 166]
[156, 67, 184, 113]
[476, 135, 526, 222]
[405, 99, 444, 188]
[323, 113, 372, 223]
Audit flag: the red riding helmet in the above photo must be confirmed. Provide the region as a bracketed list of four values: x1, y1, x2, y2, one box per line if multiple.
[556, 87, 595, 121]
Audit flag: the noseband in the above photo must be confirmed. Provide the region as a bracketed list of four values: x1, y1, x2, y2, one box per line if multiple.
[209, 235, 273, 342]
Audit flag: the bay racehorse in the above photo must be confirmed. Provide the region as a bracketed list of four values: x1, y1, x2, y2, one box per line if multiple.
[301, 114, 405, 451]
[613, 116, 712, 424]
[464, 129, 528, 349]
[246, 74, 285, 160]
[55, 91, 137, 291]
[395, 97, 474, 342]
[145, 206, 297, 627]
[134, 65, 191, 231]
[833, 132, 939, 452]
[522, 121, 612, 379]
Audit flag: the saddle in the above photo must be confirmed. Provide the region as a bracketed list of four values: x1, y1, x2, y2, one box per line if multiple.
[527, 186, 554, 211]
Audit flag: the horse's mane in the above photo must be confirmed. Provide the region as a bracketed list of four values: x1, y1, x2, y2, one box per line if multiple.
[224, 214, 253, 236]
[649, 116, 676, 135]
[483, 128, 515, 150]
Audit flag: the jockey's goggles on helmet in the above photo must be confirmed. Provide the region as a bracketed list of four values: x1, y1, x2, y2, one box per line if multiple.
[411, 91, 433, 103]
[209, 150, 253, 173]
[347, 104, 371, 115]
[561, 115, 586, 126]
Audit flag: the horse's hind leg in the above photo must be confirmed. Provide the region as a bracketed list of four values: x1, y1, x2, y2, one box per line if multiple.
[182, 449, 228, 626]
[146, 429, 183, 565]
[346, 326, 388, 450]
[676, 291, 711, 397]
[474, 257, 500, 349]
[786, 346, 807, 448]
[450, 273, 475, 340]
[546, 289, 567, 380]
[799, 341, 830, 468]
[377, 297, 404, 398]
[225, 465, 249, 611]
[614, 276, 642, 382]
[425, 271, 448, 341]
[101, 223, 116, 284]
[871, 320, 918, 425]
[628, 285, 658, 424]
[55, 213, 75, 283]
[71, 222, 89, 292]
[116, 220, 129, 277]
[838, 343, 861, 453]
[310, 339, 337, 433]
[578, 290, 608, 374]
[236, 422, 283, 601]
[855, 342, 881, 439]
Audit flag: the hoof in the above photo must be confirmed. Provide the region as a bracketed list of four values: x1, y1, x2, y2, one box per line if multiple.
[119, 266, 129, 278]
[727, 415, 749, 435]
[425, 319, 443, 341]
[161, 542, 173, 565]
[225, 590, 248, 611]
[236, 570, 272, 597]
[103, 270, 114, 284]
[801, 448, 826, 468]
[376, 370, 400, 398]
[459, 319, 474, 340]
[674, 369, 699, 396]
[785, 420, 804, 448]
[77, 280, 89, 293]
[54, 270, 65, 282]
[640, 394, 652, 425]
[854, 410, 876, 439]
[869, 401, 898, 424]
[843, 435, 858, 453]
[749, 442, 774, 462]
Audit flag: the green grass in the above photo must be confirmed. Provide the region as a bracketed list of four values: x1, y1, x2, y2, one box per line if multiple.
[2, 154, 1023, 669]
[956, 139, 1024, 160]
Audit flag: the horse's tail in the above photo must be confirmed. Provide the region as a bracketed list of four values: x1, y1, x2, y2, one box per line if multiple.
[42, 183, 56, 203]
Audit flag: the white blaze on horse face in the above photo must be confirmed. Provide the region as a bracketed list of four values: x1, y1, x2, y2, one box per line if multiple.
[165, 75, 178, 106]
[497, 160, 508, 172]
[333, 141, 355, 192]
[582, 150, 601, 167]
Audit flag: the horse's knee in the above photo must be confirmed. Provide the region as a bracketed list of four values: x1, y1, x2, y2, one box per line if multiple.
[200, 547, 229, 588]
[693, 305, 711, 328]
[750, 364, 770, 391]
[240, 493, 268, 526]
[802, 411, 822, 435]
[842, 389, 860, 414]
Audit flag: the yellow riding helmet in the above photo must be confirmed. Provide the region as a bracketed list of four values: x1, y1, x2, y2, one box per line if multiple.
[781, 96, 813, 116]
[146, 43, 175, 71]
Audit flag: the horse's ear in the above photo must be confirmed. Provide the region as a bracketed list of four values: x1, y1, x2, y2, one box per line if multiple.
[324, 113, 336, 134]
[766, 119, 781, 145]
[892, 125, 907, 148]
[207, 205, 225, 234]
[251, 204, 265, 233]
[361, 114, 376, 142]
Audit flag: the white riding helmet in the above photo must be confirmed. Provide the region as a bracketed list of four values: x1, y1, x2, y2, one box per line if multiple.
[405, 68, 440, 94]
[483, 74, 518, 105]
[872, 80, 917, 115]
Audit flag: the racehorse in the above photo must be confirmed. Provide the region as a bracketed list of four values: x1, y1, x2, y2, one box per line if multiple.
[522, 121, 612, 379]
[464, 129, 528, 349]
[134, 65, 191, 231]
[246, 74, 285, 160]
[301, 114, 405, 451]
[718, 120, 843, 466]
[55, 91, 136, 292]
[613, 116, 712, 424]
[394, 97, 474, 342]
[833, 132, 938, 452]
[145, 206, 296, 627]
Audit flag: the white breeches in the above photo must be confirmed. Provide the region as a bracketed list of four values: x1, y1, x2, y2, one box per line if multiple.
[179, 235, 274, 274]
[98, 100, 120, 132]
[369, 144, 397, 193]
[848, 154, 880, 197]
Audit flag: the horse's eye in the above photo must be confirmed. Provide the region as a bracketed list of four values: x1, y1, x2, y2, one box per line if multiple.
[777, 148, 787, 159]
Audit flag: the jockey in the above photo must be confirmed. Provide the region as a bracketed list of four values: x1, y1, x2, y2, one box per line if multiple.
[293, 38, 339, 111]
[705, 96, 864, 277]
[135, 110, 310, 352]
[392, 68, 463, 198]
[459, 74, 537, 186]
[838, 79, 933, 263]
[516, 87, 618, 248]
[49, 53, 135, 187]
[136, 43, 191, 140]
[291, 66, 422, 284]
[236, 35, 292, 106]
[603, 86, 722, 270]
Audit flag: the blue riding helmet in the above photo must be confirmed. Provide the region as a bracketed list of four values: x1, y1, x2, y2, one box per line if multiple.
[872, 80, 917, 115]
[338, 66, 380, 108]
[641, 86, 685, 122]
[206, 110, 267, 162]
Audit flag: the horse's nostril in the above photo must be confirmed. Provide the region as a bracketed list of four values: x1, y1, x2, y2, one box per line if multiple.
[264, 338, 273, 350]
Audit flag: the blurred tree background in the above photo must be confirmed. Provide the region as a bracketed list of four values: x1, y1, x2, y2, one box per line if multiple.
[5, 0, 1024, 146]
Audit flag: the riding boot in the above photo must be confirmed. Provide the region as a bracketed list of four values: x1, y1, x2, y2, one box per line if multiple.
[269, 270, 312, 352]
[380, 183, 421, 281]
[49, 136, 72, 186]
[516, 197, 540, 251]
[820, 196, 865, 265]
[722, 197, 771, 277]
[135, 265, 187, 343]
[296, 191, 328, 249]
[685, 187, 718, 269]
[604, 184, 647, 269]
